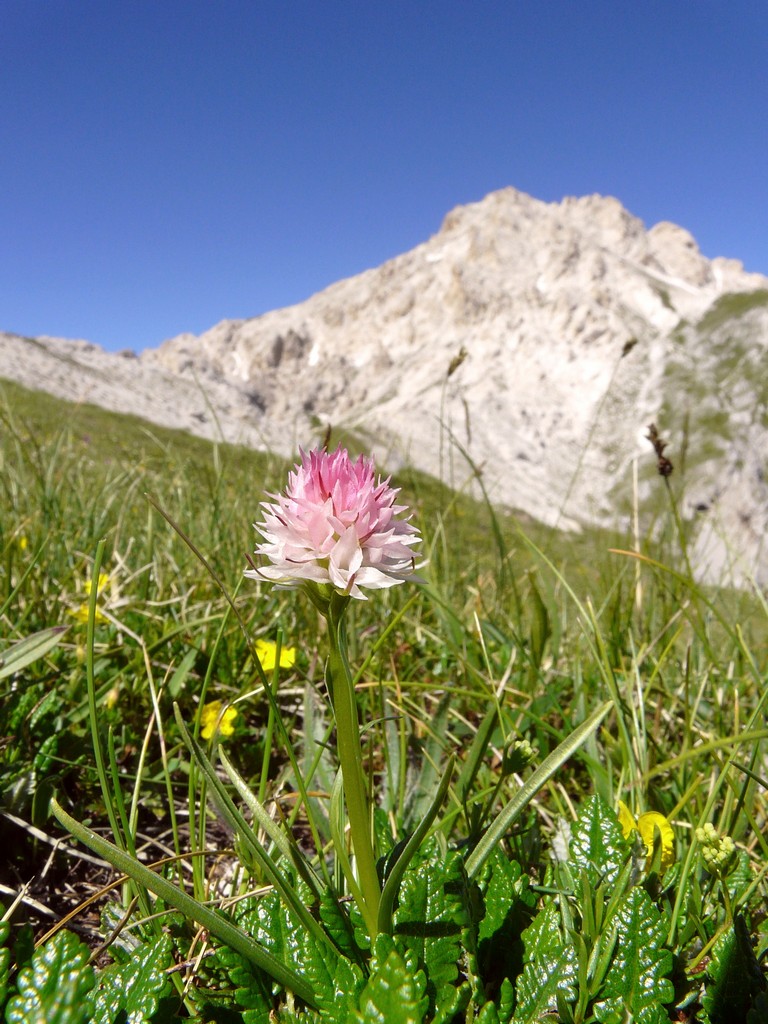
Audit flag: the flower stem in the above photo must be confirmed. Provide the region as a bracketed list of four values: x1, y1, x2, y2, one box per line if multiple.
[326, 592, 381, 939]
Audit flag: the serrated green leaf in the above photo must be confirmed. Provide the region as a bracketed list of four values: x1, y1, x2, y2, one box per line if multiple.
[569, 795, 628, 887]
[592, 886, 674, 1024]
[318, 891, 363, 965]
[28, 689, 60, 731]
[296, 922, 363, 1020]
[353, 934, 429, 1024]
[701, 915, 767, 1024]
[477, 850, 536, 997]
[746, 988, 768, 1024]
[214, 943, 275, 1023]
[475, 1002, 500, 1024]
[393, 847, 469, 1018]
[251, 891, 303, 967]
[728, 851, 759, 906]
[315, 954, 366, 1024]
[91, 933, 174, 1024]
[5, 929, 94, 1024]
[99, 902, 143, 963]
[0, 926, 10, 1006]
[271, 1013, 321, 1023]
[512, 902, 578, 1023]
[497, 976, 516, 1024]
[221, 889, 345, 1022]
[292, 937, 367, 1024]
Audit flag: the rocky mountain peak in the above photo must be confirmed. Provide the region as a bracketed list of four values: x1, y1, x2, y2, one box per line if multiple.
[2, 187, 766, 587]
[140, 187, 768, 586]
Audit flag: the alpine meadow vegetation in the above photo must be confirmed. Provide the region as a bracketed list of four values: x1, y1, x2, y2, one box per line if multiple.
[1, 378, 766, 1023]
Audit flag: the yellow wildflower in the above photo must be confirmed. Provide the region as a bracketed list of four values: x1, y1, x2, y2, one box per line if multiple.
[200, 700, 238, 740]
[69, 603, 109, 624]
[255, 639, 296, 672]
[619, 800, 675, 870]
[69, 573, 112, 624]
[18, 535, 28, 551]
[85, 573, 111, 595]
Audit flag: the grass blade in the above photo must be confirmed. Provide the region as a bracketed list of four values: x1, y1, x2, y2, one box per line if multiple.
[378, 754, 454, 935]
[465, 701, 612, 880]
[51, 798, 318, 1008]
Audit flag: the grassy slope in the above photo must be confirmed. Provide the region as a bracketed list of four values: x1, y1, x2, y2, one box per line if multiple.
[1, 374, 766, 1011]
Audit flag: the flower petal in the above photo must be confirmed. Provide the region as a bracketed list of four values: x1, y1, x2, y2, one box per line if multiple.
[247, 446, 422, 599]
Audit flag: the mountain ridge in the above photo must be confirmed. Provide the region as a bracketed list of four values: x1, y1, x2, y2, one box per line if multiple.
[3, 187, 767, 586]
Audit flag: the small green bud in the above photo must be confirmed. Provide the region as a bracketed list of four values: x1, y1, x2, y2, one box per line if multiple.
[695, 823, 737, 878]
[503, 738, 537, 775]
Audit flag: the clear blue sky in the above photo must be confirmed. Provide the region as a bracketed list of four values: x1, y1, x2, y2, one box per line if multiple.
[3, 1, 767, 353]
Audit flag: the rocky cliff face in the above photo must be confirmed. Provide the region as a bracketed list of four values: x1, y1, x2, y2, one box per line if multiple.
[3, 187, 767, 586]
[140, 188, 768, 586]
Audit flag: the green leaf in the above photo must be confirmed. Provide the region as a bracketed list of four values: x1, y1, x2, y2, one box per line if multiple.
[701, 915, 767, 1024]
[301, 938, 364, 1024]
[466, 701, 612, 881]
[51, 798, 318, 1009]
[99, 902, 144, 964]
[252, 890, 304, 966]
[525, 570, 551, 682]
[296, 923, 360, 1019]
[497, 977, 516, 1024]
[318, 891, 363, 966]
[91, 933, 174, 1023]
[352, 934, 429, 1024]
[512, 902, 578, 1023]
[0, 920, 11, 1006]
[225, 886, 357, 1022]
[214, 943, 276, 1024]
[475, 1003, 501, 1024]
[453, 703, 499, 808]
[393, 846, 470, 1019]
[378, 755, 455, 937]
[568, 794, 628, 887]
[476, 849, 536, 996]
[0, 627, 68, 682]
[5, 930, 94, 1024]
[592, 886, 674, 1024]
[747, 989, 768, 1024]
[166, 646, 198, 698]
[403, 693, 451, 831]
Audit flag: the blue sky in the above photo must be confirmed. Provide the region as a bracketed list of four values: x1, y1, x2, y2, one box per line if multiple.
[2, 1, 767, 353]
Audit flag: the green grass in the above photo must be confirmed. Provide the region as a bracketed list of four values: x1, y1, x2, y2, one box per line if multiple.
[1, 375, 766, 1020]
[697, 289, 768, 333]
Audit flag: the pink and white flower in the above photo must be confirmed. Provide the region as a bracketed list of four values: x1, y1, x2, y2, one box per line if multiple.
[246, 446, 421, 600]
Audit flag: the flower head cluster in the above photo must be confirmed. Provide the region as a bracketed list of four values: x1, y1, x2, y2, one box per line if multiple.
[619, 801, 675, 870]
[246, 446, 421, 601]
[695, 822, 737, 878]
